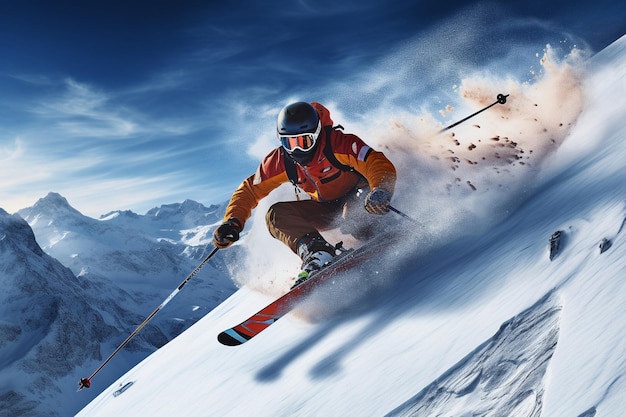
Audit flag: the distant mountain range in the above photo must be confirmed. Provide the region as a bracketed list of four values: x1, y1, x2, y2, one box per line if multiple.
[1, 193, 238, 416]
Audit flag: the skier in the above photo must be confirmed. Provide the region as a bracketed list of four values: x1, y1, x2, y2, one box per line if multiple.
[213, 101, 397, 284]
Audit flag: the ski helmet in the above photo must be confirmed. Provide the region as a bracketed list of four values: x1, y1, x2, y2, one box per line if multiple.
[277, 102, 321, 164]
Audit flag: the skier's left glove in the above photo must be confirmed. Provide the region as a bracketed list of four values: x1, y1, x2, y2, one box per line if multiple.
[364, 187, 392, 215]
[213, 218, 243, 249]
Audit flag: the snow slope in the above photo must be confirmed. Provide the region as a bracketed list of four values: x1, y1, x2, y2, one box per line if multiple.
[77, 36, 625, 416]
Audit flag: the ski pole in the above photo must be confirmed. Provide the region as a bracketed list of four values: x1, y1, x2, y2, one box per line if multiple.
[389, 205, 418, 223]
[77, 246, 220, 391]
[439, 93, 509, 133]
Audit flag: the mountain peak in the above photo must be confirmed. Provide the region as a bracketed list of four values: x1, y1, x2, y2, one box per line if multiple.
[19, 192, 83, 219]
[0, 207, 44, 257]
[38, 192, 74, 208]
[16, 193, 90, 230]
[144, 199, 221, 228]
[99, 209, 139, 221]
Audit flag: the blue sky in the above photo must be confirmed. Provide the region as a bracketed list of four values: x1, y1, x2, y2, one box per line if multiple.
[1, 0, 623, 217]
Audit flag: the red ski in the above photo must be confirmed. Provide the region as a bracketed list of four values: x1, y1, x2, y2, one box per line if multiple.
[217, 239, 387, 346]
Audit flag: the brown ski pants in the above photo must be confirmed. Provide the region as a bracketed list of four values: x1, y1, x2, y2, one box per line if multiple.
[265, 190, 384, 254]
[266, 199, 343, 253]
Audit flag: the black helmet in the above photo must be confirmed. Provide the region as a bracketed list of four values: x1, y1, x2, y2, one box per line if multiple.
[277, 102, 321, 163]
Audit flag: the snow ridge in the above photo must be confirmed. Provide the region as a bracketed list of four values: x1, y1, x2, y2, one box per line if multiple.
[387, 293, 561, 417]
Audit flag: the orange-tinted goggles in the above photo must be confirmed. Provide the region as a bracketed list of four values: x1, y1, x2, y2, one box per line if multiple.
[278, 121, 321, 153]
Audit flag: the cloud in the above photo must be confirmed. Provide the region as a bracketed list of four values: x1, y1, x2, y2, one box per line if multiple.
[0, 75, 224, 217]
[0, 136, 25, 161]
[29, 78, 141, 138]
[7, 73, 54, 86]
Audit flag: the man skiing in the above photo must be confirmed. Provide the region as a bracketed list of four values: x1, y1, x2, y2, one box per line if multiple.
[213, 101, 397, 285]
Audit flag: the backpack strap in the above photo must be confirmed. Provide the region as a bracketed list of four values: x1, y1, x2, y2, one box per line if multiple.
[322, 125, 354, 173]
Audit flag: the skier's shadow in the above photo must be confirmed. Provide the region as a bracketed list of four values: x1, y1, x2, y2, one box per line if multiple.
[254, 271, 425, 383]
[254, 250, 429, 382]
[255, 264, 388, 382]
[306, 264, 437, 381]
[255, 318, 342, 382]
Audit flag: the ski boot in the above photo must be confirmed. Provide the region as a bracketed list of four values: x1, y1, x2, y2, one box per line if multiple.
[292, 233, 337, 289]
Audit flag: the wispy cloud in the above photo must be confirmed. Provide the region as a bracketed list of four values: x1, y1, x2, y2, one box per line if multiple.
[0, 75, 225, 216]
[30, 78, 141, 138]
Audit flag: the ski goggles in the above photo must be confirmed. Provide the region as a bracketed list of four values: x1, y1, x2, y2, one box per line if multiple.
[278, 121, 322, 153]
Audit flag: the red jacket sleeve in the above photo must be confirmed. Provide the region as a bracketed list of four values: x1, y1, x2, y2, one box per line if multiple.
[223, 148, 290, 228]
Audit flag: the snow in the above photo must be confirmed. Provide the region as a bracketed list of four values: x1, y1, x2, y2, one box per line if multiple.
[75, 35, 626, 417]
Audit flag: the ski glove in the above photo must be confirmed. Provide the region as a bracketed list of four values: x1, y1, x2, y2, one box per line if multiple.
[364, 187, 392, 215]
[213, 218, 243, 249]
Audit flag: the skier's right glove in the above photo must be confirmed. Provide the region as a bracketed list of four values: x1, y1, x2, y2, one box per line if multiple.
[213, 218, 243, 249]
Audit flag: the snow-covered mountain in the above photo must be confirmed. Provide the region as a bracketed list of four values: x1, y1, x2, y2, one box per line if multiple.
[19, 193, 219, 282]
[0, 195, 237, 416]
[0, 209, 115, 416]
[75, 35, 626, 417]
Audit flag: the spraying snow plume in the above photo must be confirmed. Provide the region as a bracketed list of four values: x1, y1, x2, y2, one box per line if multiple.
[370, 45, 586, 239]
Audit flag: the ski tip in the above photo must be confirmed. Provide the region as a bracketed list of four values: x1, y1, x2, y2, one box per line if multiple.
[217, 329, 249, 346]
[77, 377, 91, 391]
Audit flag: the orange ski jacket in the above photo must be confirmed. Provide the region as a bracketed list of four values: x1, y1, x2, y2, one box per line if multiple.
[223, 103, 396, 229]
